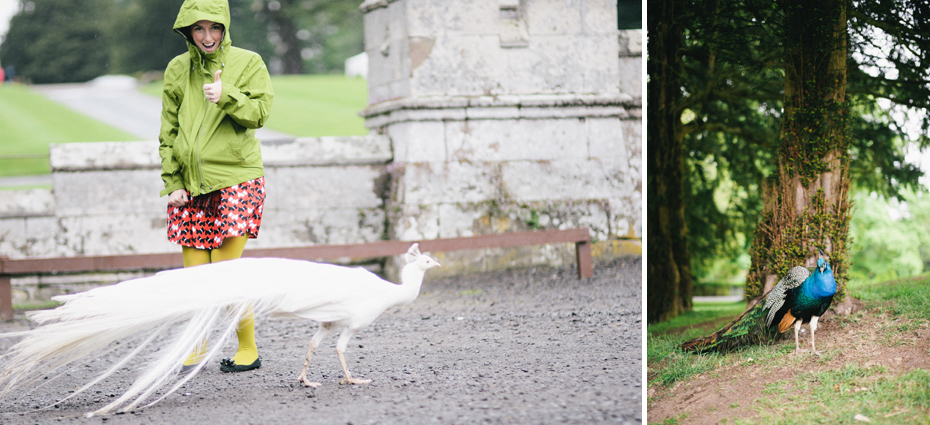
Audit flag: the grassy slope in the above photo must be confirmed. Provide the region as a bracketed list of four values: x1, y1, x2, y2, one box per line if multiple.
[648, 277, 930, 424]
[0, 75, 367, 180]
[0, 84, 139, 177]
[264, 75, 368, 137]
[140, 74, 369, 137]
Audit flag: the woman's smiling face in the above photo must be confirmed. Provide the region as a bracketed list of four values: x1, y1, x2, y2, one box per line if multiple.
[191, 20, 223, 53]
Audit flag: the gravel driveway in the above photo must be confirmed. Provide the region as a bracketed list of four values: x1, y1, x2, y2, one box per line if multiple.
[0, 257, 641, 424]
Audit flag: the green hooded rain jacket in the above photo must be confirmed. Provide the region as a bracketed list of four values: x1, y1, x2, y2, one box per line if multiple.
[158, 0, 272, 198]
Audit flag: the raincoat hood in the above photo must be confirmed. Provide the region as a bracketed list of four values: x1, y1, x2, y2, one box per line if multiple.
[173, 0, 233, 58]
[158, 0, 272, 199]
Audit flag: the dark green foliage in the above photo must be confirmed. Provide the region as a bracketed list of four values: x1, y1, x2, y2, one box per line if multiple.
[0, 0, 113, 83]
[0, 0, 364, 82]
[110, 0, 186, 75]
[246, 0, 364, 74]
[676, 0, 930, 291]
[617, 0, 641, 30]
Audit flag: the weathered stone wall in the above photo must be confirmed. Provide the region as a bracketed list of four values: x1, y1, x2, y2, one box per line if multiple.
[359, 0, 641, 275]
[0, 137, 392, 302]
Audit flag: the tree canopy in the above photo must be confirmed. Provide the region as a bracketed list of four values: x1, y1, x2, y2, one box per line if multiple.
[648, 0, 930, 322]
[0, 0, 365, 83]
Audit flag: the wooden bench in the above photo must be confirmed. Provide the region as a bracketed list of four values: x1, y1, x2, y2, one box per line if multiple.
[0, 228, 593, 320]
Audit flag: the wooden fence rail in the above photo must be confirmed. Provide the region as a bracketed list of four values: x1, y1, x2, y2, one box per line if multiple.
[0, 228, 593, 321]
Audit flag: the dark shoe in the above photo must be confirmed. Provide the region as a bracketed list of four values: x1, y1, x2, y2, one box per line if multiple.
[220, 357, 261, 373]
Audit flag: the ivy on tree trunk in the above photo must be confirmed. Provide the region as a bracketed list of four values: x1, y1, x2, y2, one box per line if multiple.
[746, 0, 851, 307]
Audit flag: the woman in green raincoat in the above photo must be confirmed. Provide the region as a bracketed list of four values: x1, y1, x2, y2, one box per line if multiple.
[158, 0, 272, 373]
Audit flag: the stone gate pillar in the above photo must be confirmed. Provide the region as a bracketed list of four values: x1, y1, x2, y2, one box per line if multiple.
[359, 0, 640, 274]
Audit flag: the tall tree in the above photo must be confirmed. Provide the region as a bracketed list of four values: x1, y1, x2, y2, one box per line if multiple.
[648, 0, 930, 322]
[0, 0, 113, 83]
[746, 0, 852, 303]
[110, 0, 186, 75]
[250, 0, 363, 74]
[647, 0, 692, 323]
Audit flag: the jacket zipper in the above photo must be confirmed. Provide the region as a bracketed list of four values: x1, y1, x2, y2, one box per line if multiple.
[194, 66, 209, 195]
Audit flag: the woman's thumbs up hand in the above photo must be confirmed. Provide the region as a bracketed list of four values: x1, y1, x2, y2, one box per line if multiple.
[203, 70, 222, 104]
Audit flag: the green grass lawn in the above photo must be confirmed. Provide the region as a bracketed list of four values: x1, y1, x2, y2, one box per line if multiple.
[0, 84, 140, 178]
[140, 74, 369, 137]
[649, 277, 930, 424]
[1, 75, 368, 181]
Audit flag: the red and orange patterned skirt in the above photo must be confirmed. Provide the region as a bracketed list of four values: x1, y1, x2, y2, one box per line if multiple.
[167, 177, 265, 249]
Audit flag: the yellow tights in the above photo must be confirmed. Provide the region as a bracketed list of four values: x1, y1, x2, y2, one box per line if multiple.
[181, 236, 259, 366]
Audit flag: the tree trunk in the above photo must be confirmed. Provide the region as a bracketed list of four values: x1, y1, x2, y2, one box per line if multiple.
[746, 0, 850, 307]
[264, 0, 304, 75]
[647, 0, 692, 323]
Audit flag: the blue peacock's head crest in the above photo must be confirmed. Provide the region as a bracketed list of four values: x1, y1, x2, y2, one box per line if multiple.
[817, 257, 830, 273]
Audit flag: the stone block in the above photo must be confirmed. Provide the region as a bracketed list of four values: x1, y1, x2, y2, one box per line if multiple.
[366, 83, 394, 107]
[445, 118, 588, 162]
[437, 203, 483, 238]
[410, 35, 500, 96]
[587, 117, 625, 160]
[395, 161, 499, 205]
[0, 219, 26, 258]
[363, 3, 391, 50]
[497, 35, 586, 93]
[261, 136, 392, 166]
[445, 1, 497, 34]
[621, 118, 642, 163]
[525, 0, 583, 35]
[50, 141, 160, 172]
[253, 207, 386, 246]
[266, 165, 388, 211]
[22, 216, 82, 258]
[53, 169, 165, 216]
[405, 0, 448, 37]
[0, 189, 54, 218]
[389, 203, 440, 241]
[617, 29, 643, 56]
[592, 239, 642, 261]
[421, 244, 575, 279]
[78, 213, 176, 256]
[582, 0, 621, 35]
[388, 121, 446, 162]
[501, 158, 628, 201]
[582, 34, 622, 94]
[608, 195, 642, 238]
[617, 56, 642, 100]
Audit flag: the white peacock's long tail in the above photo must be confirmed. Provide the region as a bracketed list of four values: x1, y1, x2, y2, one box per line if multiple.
[0, 272, 276, 417]
[0, 245, 434, 417]
[0, 258, 342, 416]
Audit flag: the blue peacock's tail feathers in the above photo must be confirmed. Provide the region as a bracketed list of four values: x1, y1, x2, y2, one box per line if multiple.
[679, 299, 782, 353]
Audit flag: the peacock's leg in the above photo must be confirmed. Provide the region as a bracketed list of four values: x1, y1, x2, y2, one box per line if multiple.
[809, 316, 820, 354]
[335, 328, 371, 385]
[298, 323, 333, 387]
[793, 319, 803, 353]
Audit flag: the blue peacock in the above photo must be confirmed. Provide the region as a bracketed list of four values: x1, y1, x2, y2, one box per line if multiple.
[680, 252, 837, 353]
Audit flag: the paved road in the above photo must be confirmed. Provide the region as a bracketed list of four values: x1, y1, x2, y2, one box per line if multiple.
[0, 258, 642, 424]
[32, 76, 293, 142]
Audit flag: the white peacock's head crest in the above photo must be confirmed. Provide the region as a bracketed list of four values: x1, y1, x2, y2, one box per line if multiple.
[405, 243, 441, 270]
[405, 243, 421, 264]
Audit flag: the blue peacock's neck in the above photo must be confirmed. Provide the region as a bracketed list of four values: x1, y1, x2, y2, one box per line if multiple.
[806, 269, 837, 298]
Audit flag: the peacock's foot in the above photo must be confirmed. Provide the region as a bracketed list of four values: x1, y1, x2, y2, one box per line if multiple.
[298, 376, 322, 387]
[339, 376, 372, 385]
